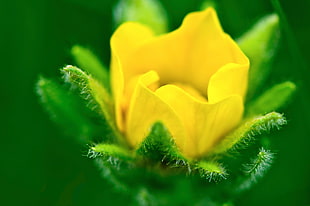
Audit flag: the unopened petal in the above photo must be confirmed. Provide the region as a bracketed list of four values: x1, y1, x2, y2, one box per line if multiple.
[111, 22, 155, 130]
[125, 71, 187, 148]
[111, 22, 155, 62]
[156, 85, 244, 157]
[122, 8, 248, 95]
[208, 62, 249, 103]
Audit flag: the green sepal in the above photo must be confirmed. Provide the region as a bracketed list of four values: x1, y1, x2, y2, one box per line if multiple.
[36, 76, 97, 143]
[71, 45, 110, 92]
[237, 14, 280, 99]
[113, 0, 168, 35]
[61, 66, 113, 122]
[90, 143, 134, 163]
[136, 122, 187, 167]
[212, 112, 286, 154]
[61, 65, 126, 145]
[246, 81, 296, 117]
[243, 148, 274, 181]
[195, 160, 227, 182]
[235, 148, 274, 192]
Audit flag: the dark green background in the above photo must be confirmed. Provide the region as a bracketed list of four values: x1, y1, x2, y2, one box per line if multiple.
[1, 0, 309, 205]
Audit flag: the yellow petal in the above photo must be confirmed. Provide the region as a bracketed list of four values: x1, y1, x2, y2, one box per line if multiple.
[156, 85, 244, 158]
[110, 55, 124, 130]
[111, 22, 155, 130]
[119, 8, 248, 96]
[125, 71, 187, 149]
[111, 22, 155, 63]
[208, 62, 249, 103]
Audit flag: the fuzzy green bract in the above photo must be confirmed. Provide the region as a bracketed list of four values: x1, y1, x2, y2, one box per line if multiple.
[136, 122, 185, 163]
[212, 112, 287, 154]
[37, 77, 104, 143]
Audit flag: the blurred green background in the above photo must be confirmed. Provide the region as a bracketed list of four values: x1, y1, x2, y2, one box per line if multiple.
[1, 0, 309, 205]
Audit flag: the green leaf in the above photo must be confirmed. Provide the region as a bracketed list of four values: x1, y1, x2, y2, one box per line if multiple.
[237, 14, 280, 99]
[36, 76, 96, 143]
[71, 45, 110, 92]
[195, 161, 227, 182]
[212, 112, 286, 154]
[136, 122, 187, 167]
[113, 0, 168, 35]
[246, 81, 296, 117]
[235, 148, 274, 192]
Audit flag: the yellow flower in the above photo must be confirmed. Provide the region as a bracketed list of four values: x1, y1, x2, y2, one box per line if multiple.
[110, 8, 249, 158]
